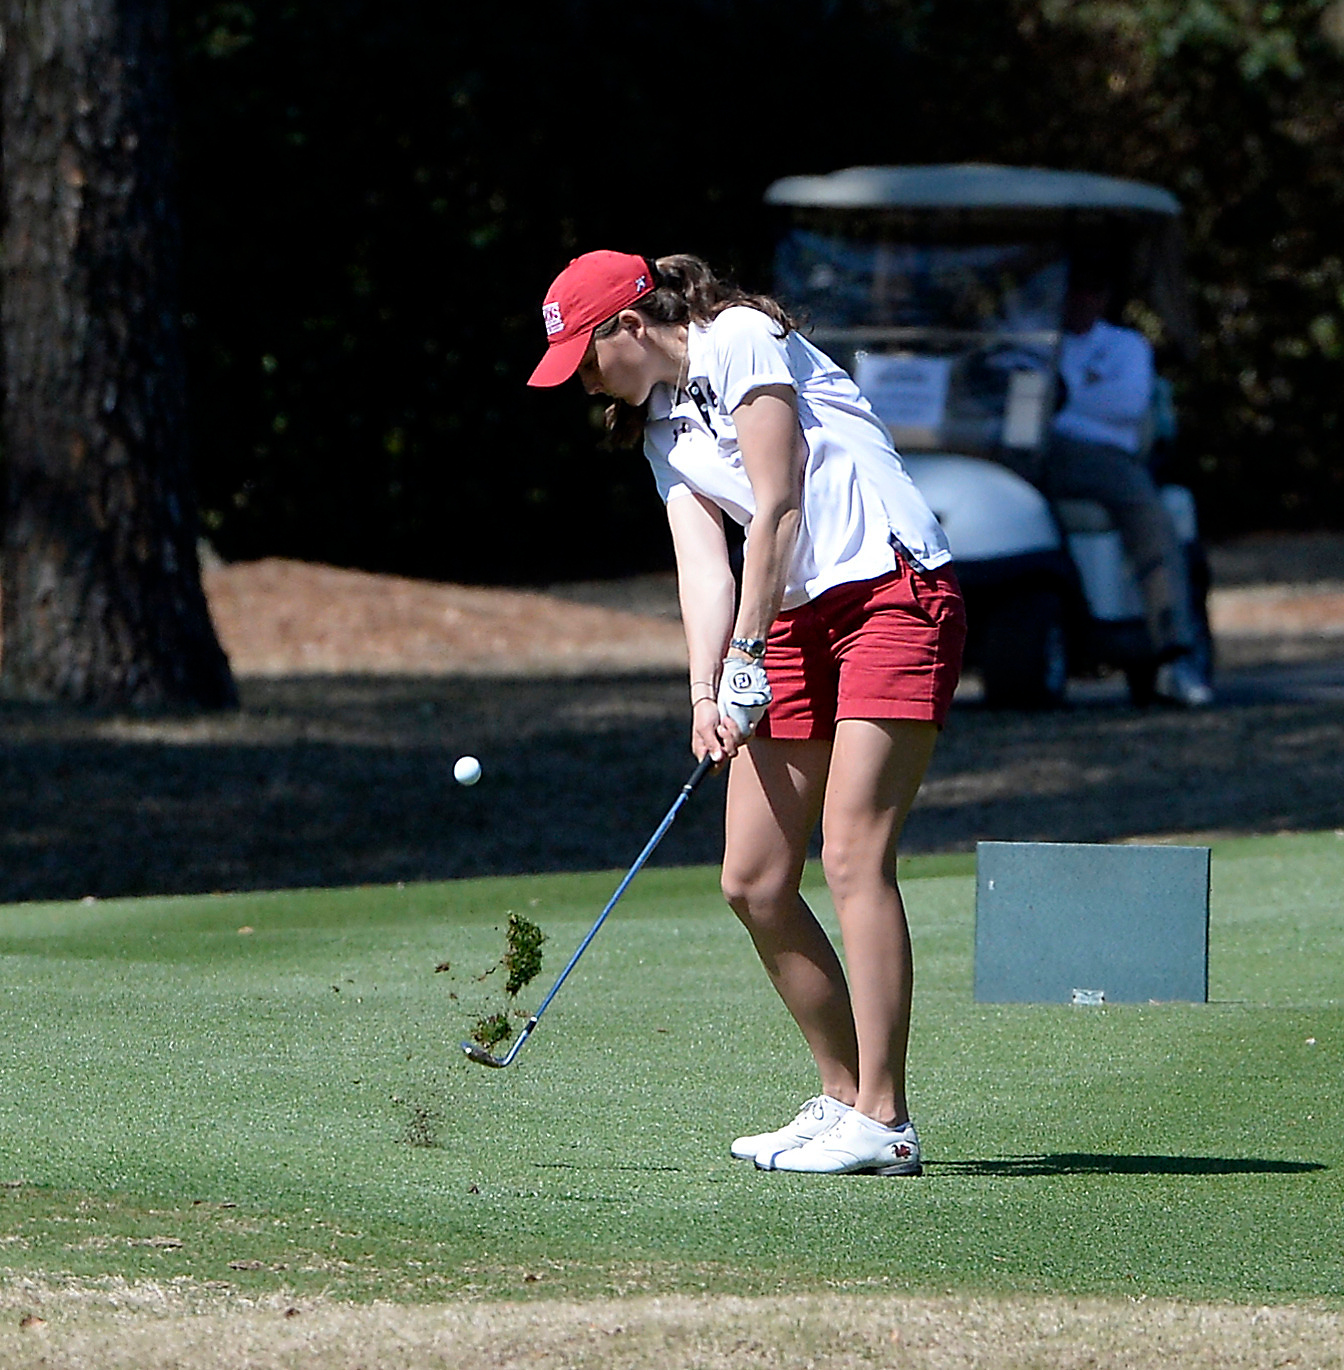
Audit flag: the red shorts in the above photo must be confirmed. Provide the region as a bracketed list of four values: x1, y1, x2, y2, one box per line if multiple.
[755, 561, 966, 740]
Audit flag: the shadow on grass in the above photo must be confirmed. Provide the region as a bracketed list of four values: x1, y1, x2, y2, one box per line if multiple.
[929, 1154, 1328, 1177]
[3, 668, 1344, 901]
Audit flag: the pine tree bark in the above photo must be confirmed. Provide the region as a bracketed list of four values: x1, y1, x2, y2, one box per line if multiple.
[0, 0, 236, 707]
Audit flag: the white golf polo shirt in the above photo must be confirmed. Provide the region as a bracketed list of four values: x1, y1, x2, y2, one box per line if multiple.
[643, 306, 951, 611]
[1052, 319, 1154, 455]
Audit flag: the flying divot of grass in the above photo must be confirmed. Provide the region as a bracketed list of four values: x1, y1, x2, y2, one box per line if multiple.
[472, 1012, 511, 1050]
[454, 911, 546, 1050]
[501, 910, 545, 995]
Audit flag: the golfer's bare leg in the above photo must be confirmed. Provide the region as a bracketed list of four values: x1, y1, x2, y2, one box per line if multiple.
[721, 737, 860, 1105]
[821, 718, 938, 1128]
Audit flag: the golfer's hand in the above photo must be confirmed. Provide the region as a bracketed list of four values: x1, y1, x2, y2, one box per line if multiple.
[689, 698, 729, 765]
[717, 657, 771, 750]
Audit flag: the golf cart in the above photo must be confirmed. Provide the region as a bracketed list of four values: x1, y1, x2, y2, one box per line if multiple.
[763, 164, 1212, 708]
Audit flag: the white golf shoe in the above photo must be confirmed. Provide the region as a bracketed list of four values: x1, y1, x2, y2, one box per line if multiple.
[730, 1095, 851, 1163]
[761, 1109, 922, 1175]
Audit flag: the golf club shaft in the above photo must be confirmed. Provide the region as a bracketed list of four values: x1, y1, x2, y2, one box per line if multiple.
[530, 754, 714, 1017]
[464, 754, 716, 1067]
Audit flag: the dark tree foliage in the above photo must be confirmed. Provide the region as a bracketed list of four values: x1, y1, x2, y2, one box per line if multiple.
[174, 0, 917, 582]
[172, 1, 1344, 583]
[968, 2, 1344, 538]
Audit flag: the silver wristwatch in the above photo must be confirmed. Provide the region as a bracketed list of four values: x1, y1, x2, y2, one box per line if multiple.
[729, 636, 767, 660]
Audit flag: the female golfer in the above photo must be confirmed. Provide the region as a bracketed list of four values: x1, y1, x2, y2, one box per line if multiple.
[528, 251, 965, 1175]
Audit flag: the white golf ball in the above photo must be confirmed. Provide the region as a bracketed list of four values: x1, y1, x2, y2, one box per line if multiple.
[453, 755, 482, 787]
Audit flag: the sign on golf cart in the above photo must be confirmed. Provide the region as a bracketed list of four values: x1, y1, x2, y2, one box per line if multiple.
[854, 353, 952, 443]
[763, 164, 1212, 709]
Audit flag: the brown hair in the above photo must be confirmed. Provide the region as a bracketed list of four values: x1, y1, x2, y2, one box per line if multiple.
[602, 254, 796, 450]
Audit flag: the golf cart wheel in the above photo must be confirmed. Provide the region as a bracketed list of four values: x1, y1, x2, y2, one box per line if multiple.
[980, 589, 1069, 710]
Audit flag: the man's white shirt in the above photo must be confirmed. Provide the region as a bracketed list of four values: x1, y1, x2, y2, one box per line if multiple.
[1053, 319, 1154, 455]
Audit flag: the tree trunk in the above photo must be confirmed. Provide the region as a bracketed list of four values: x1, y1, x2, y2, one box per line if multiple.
[0, 0, 236, 708]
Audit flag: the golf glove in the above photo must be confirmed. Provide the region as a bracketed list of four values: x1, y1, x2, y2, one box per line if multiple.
[717, 657, 771, 737]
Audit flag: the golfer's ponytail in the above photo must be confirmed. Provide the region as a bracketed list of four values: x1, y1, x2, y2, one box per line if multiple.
[644, 254, 796, 336]
[603, 255, 796, 449]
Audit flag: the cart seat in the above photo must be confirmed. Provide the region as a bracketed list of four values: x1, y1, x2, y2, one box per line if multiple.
[1053, 499, 1114, 534]
[1052, 486, 1199, 544]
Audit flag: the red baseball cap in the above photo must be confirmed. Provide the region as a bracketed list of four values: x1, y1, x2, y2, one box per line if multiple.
[527, 250, 657, 388]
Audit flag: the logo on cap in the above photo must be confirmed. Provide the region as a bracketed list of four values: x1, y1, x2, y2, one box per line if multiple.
[542, 301, 564, 337]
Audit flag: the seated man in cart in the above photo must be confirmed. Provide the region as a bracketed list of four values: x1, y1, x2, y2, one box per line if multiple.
[1039, 260, 1213, 707]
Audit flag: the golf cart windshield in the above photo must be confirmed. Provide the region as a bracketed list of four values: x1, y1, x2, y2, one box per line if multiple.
[777, 229, 1067, 454]
[766, 166, 1189, 458]
[777, 231, 1067, 336]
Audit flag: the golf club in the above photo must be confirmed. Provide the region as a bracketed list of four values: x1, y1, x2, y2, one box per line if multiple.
[461, 754, 716, 1068]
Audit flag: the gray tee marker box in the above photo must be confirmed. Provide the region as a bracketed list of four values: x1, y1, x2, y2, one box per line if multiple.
[974, 841, 1210, 1004]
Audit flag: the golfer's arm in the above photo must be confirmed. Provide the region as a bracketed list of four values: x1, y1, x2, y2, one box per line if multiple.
[666, 491, 737, 697]
[731, 385, 803, 644]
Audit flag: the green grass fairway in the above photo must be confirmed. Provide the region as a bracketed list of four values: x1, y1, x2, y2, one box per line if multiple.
[0, 834, 1341, 1306]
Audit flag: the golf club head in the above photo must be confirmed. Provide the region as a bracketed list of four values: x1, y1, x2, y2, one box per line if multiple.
[460, 1040, 506, 1067]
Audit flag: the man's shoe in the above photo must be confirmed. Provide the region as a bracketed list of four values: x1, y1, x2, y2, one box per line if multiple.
[1156, 657, 1214, 708]
[729, 1095, 851, 1162]
[761, 1110, 922, 1175]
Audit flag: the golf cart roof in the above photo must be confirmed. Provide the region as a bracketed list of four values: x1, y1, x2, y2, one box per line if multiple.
[765, 164, 1181, 217]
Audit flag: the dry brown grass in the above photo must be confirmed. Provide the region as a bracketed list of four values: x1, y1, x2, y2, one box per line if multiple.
[202, 558, 688, 677]
[1, 1281, 1342, 1369]
[201, 556, 1344, 678]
